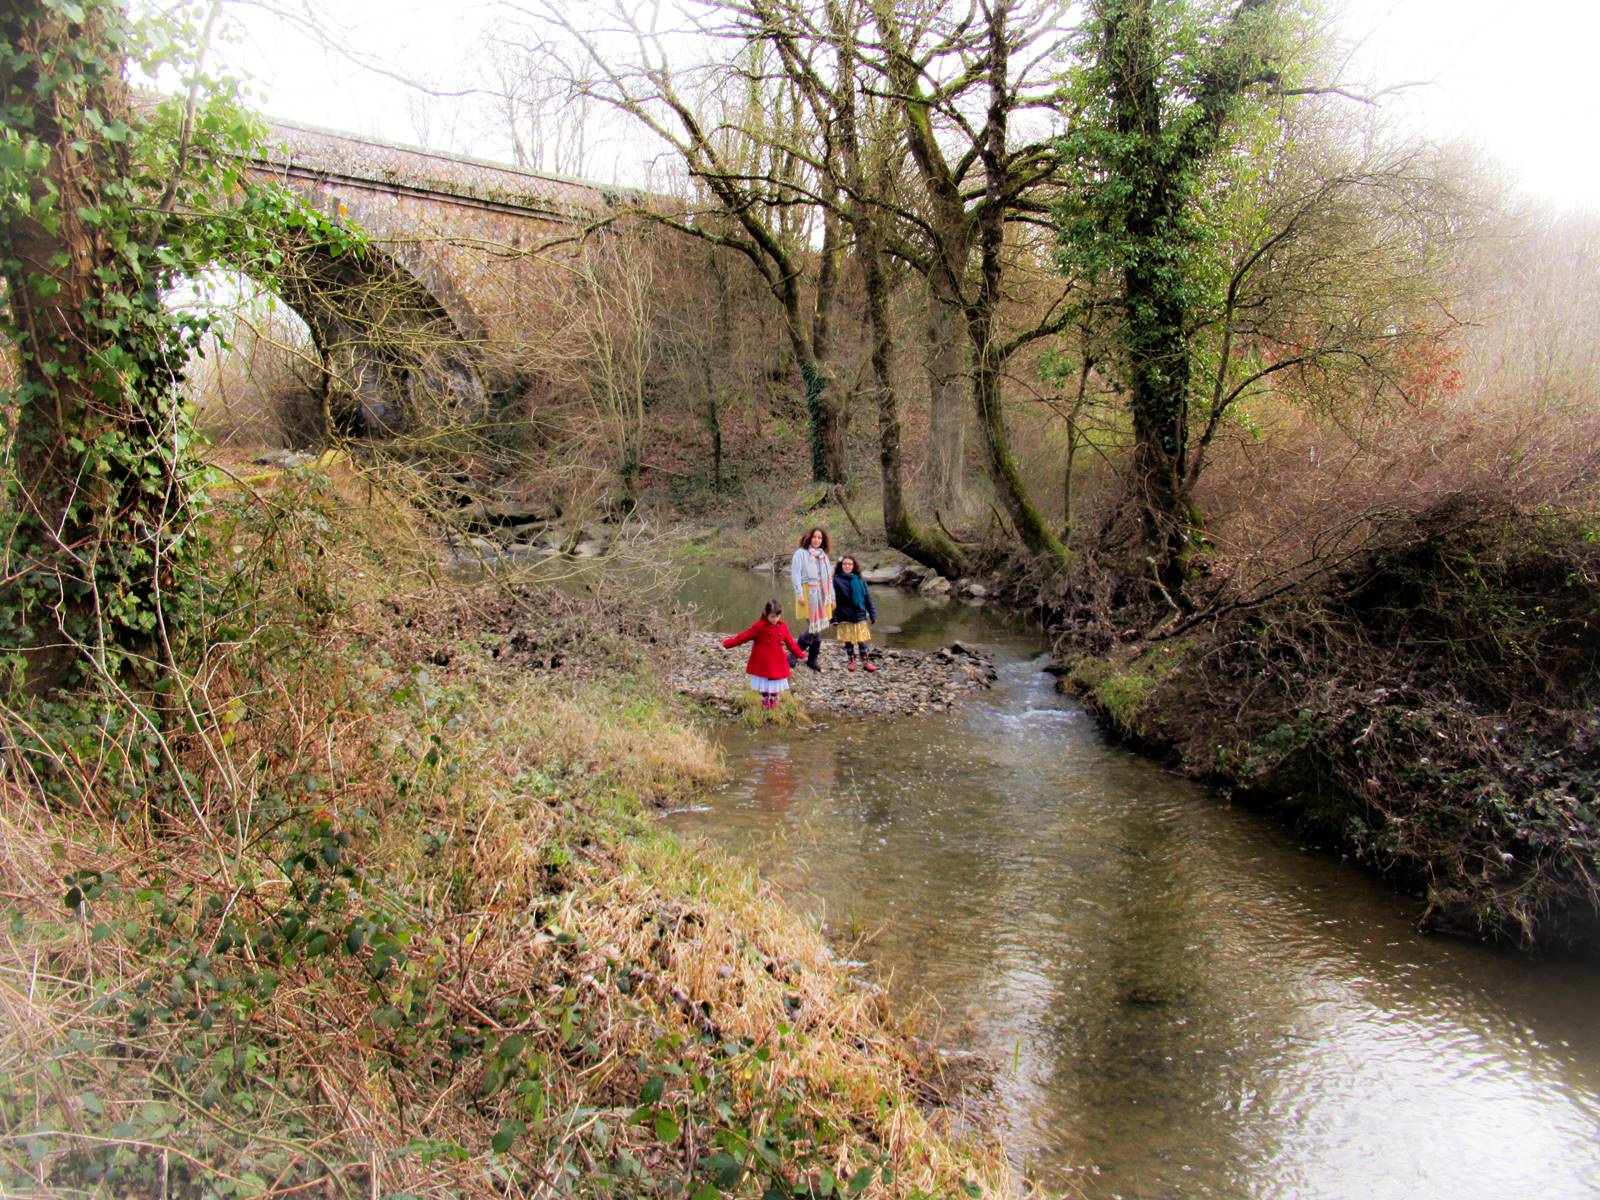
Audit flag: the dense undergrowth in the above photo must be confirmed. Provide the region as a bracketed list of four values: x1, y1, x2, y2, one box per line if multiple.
[0, 466, 1008, 1198]
[1064, 501, 1600, 949]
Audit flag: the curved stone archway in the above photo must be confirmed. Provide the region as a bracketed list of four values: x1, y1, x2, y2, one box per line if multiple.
[266, 229, 485, 437]
[239, 118, 647, 440]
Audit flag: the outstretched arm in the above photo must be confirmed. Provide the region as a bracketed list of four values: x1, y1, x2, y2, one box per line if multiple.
[722, 621, 760, 649]
[782, 626, 806, 659]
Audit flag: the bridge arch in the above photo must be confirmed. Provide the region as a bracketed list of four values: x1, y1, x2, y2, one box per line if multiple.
[229, 117, 669, 440]
[260, 224, 486, 437]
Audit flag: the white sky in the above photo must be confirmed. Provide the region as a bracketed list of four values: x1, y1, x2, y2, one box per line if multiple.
[219, 0, 1600, 212]
[1339, 0, 1600, 209]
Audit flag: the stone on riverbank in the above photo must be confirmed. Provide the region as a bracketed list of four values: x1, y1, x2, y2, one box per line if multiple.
[665, 632, 996, 718]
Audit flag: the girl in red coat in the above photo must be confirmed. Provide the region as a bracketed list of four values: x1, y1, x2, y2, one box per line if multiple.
[722, 599, 807, 709]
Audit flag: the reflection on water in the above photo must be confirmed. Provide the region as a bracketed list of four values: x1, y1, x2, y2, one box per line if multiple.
[668, 568, 1600, 1199]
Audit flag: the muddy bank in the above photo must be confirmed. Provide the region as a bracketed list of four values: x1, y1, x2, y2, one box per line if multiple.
[665, 632, 997, 718]
[1058, 506, 1600, 952]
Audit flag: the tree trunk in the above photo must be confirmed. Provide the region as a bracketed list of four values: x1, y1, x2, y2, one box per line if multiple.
[859, 220, 968, 579]
[968, 1, 1069, 570]
[804, 205, 848, 486]
[971, 328, 1068, 566]
[2, 3, 131, 686]
[925, 282, 968, 514]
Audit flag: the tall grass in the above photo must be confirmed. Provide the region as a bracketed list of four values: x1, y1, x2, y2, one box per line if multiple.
[0, 466, 1011, 1198]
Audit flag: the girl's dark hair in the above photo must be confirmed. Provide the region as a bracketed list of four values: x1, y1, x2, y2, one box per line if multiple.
[798, 527, 831, 555]
[837, 554, 860, 574]
[762, 599, 784, 620]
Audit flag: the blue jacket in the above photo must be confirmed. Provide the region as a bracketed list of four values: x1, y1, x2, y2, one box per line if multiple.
[832, 567, 876, 624]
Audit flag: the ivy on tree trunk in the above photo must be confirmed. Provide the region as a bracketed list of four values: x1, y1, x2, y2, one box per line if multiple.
[1058, 0, 1283, 595]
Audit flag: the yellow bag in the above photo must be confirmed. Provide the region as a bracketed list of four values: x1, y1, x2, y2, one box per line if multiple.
[794, 589, 810, 620]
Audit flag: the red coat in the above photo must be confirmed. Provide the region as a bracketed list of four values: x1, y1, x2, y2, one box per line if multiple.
[723, 618, 806, 680]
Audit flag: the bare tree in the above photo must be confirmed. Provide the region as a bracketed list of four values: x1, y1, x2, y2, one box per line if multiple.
[479, 37, 601, 177]
[871, 0, 1079, 568]
[511, 0, 854, 487]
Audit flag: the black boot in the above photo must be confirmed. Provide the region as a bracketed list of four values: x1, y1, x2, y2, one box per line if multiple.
[805, 633, 822, 672]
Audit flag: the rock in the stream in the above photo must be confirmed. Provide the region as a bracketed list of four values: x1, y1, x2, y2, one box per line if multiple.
[253, 449, 317, 469]
[919, 573, 952, 596]
[459, 496, 561, 529]
[503, 542, 557, 563]
[750, 560, 777, 574]
[862, 563, 905, 585]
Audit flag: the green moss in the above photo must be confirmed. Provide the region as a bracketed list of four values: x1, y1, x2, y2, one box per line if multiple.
[1069, 641, 1191, 734]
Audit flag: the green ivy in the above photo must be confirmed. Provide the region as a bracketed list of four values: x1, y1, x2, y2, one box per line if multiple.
[1053, 0, 1298, 581]
[0, 0, 364, 694]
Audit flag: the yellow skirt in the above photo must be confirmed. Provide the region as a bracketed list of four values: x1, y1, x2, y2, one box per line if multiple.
[834, 621, 871, 644]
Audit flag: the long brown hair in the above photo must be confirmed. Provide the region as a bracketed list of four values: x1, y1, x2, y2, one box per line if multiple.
[798, 527, 831, 555]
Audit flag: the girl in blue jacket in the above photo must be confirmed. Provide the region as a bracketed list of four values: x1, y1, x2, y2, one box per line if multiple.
[831, 556, 878, 672]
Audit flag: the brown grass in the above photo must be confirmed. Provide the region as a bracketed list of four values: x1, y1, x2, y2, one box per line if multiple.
[0, 465, 1013, 1198]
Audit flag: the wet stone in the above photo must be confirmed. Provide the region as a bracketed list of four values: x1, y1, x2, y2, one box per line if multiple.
[665, 632, 997, 718]
[861, 564, 905, 585]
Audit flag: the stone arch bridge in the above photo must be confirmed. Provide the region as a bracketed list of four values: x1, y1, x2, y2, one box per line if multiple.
[243, 118, 647, 434]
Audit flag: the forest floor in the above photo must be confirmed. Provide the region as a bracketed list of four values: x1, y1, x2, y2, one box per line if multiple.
[0, 461, 1014, 1199]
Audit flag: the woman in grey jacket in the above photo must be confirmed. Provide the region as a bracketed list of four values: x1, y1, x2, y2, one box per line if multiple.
[789, 527, 834, 671]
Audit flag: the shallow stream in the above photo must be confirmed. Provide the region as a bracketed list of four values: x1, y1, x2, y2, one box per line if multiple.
[667, 567, 1600, 1199]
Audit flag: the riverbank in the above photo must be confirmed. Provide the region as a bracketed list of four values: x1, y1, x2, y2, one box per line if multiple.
[1059, 504, 1600, 952]
[0, 471, 1012, 1198]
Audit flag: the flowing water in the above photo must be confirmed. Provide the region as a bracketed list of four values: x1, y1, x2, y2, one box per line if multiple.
[666, 567, 1600, 1200]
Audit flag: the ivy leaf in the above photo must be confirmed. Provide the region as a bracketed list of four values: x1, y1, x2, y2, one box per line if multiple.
[705, 1153, 743, 1189]
[652, 1110, 679, 1144]
[490, 1118, 524, 1154]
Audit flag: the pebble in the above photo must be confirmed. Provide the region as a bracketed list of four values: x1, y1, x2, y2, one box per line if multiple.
[665, 632, 997, 718]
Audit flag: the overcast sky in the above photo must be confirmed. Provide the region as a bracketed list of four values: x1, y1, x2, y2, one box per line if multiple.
[219, 0, 1600, 211]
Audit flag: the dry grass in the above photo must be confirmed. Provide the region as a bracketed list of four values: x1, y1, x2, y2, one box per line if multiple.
[0, 467, 1013, 1198]
[732, 690, 814, 730]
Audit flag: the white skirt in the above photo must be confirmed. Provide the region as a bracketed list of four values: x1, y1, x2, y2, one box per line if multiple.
[748, 674, 791, 695]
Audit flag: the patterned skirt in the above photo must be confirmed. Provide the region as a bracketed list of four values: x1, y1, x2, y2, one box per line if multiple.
[834, 621, 871, 644]
[800, 582, 832, 634]
[747, 674, 791, 695]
